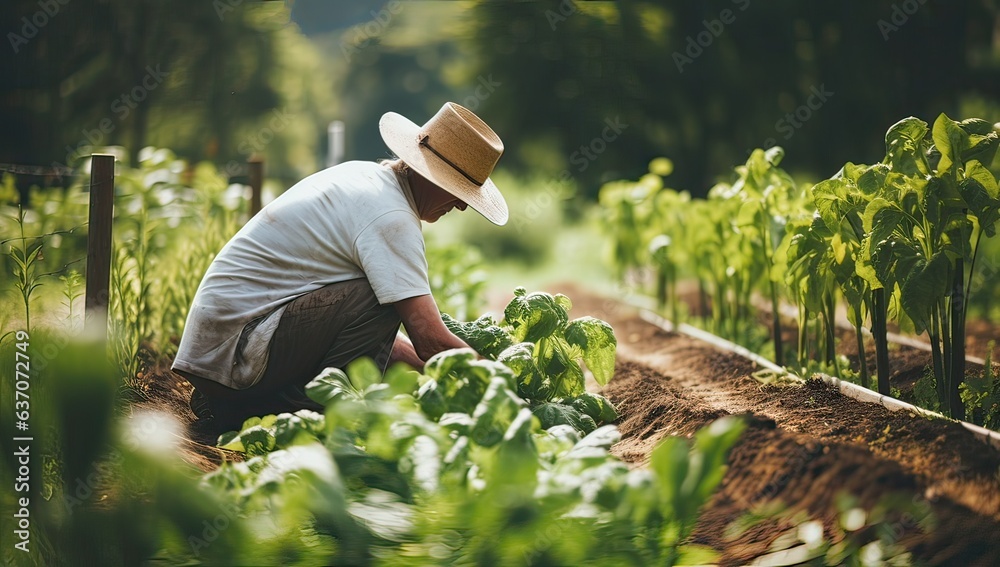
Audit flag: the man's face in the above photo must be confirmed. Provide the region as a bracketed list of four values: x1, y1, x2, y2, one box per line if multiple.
[411, 170, 468, 223]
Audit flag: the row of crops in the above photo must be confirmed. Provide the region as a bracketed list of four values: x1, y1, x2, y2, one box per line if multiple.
[599, 114, 1000, 426]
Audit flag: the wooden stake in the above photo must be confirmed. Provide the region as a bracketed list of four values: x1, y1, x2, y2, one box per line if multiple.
[85, 154, 115, 335]
[248, 156, 263, 216]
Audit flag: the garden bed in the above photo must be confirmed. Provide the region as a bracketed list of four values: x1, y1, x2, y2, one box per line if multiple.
[561, 284, 1000, 565]
[657, 282, 996, 409]
[140, 284, 1000, 564]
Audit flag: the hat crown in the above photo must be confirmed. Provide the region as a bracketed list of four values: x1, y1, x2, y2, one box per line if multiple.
[417, 103, 503, 186]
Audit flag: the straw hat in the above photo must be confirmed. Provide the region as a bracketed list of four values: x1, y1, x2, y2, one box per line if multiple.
[380, 102, 508, 225]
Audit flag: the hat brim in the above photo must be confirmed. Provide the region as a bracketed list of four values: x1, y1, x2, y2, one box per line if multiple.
[379, 111, 508, 226]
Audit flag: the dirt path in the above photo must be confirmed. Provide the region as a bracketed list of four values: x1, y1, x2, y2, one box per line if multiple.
[558, 284, 1000, 565]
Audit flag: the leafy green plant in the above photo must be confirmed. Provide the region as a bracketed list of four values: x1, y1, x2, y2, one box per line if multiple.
[6, 205, 45, 333]
[443, 287, 618, 435]
[208, 349, 747, 566]
[960, 341, 1000, 428]
[425, 238, 488, 321]
[911, 366, 941, 413]
[858, 115, 1000, 417]
[597, 114, 999, 422]
[732, 147, 798, 367]
[59, 270, 84, 334]
[728, 494, 923, 566]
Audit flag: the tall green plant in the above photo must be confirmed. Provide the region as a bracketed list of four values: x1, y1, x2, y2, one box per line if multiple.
[805, 162, 896, 390]
[858, 115, 999, 418]
[59, 269, 83, 334]
[780, 214, 842, 375]
[6, 206, 44, 333]
[733, 147, 798, 367]
[645, 169, 690, 325]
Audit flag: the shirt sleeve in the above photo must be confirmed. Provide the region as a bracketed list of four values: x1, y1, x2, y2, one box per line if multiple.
[354, 209, 431, 304]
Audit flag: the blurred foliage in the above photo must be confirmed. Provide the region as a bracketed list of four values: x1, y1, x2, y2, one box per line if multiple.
[5, 1, 997, 200]
[432, 169, 574, 267]
[298, 0, 1000, 197]
[1, 0, 336, 187]
[424, 236, 488, 321]
[465, 0, 999, 196]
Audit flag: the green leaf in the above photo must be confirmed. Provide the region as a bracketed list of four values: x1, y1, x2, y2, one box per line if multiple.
[932, 112, 967, 175]
[856, 163, 889, 196]
[675, 544, 720, 565]
[831, 232, 847, 265]
[554, 293, 573, 313]
[764, 145, 785, 167]
[567, 392, 619, 424]
[220, 423, 276, 456]
[650, 436, 691, 518]
[958, 171, 1000, 238]
[423, 348, 504, 415]
[531, 402, 597, 435]
[965, 160, 999, 199]
[255, 444, 342, 500]
[495, 408, 539, 487]
[539, 336, 582, 397]
[442, 313, 514, 359]
[959, 119, 1000, 166]
[438, 412, 475, 434]
[423, 348, 479, 381]
[690, 416, 746, 502]
[958, 118, 995, 136]
[564, 317, 617, 386]
[416, 379, 446, 420]
[504, 288, 570, 343]
[272, 409, 325, 447]
[346, 357, 381, 391]
[497, 342, 550, 400]
[470, 378, 527, 447]
[900, 252, 951, 334]
[306, 367, 359, 406]
[812, 178, 847, 230]
[884, 116, 929, 175]
[385, 364, 420, 396]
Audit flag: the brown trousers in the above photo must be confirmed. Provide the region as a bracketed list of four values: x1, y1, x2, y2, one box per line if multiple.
[179, 278, 400, 427]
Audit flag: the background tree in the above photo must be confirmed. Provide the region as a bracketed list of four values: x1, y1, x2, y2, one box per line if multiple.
[1, 0, 285, 174]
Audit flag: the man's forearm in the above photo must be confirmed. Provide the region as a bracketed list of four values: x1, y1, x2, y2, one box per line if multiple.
[412, 330, 470, 363]
[389, 332, 425, 371]
[394, 294, 472, 363]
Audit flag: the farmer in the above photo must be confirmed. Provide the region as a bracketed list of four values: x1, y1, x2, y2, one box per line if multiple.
[172, 102, 508, 427]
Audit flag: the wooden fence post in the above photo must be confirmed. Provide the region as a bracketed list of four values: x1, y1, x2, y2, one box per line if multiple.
[248, 156, 263, 216]
[85, 154, 115, 336]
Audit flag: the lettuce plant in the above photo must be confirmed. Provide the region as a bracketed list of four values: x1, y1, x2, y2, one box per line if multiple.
[443, 287, 618, 434]
[207, 351, 746, 566]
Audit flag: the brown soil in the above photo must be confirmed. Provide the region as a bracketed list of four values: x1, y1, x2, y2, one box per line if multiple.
[675, 282, 996, 369]
[126, 356, 242, 472]
[965, 318, 1000, 361]
[558, 283, 1000, 566]
[672, 284, 996, 405]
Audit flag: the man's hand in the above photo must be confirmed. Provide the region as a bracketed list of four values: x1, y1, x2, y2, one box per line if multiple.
[394, 294, 470, 362]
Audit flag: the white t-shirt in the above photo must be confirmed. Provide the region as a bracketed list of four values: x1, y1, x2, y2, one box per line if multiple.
[172, 161, 429, 389]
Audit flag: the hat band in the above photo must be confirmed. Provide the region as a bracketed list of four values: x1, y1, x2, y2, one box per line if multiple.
[418, 133, 485, 186]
